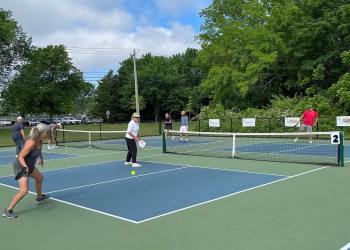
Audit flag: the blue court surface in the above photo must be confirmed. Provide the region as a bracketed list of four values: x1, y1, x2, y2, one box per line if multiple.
[0, 150, 78, 165]
[0, 161, 286, 223]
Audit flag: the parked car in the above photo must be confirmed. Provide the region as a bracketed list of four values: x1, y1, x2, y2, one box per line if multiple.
[0, 119, 12, 126]
[68, 117, 81, 124]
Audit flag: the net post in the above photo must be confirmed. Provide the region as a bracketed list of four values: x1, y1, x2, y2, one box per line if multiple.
[62, 124, 65, 143]
[99, 123, 102, 139]
[232, 134, 236, 158]
[89, 131, 92, 147]
[339, 131, 344, 167]
[162, 130, 166, 153]
[198, 119, 201, 132]
[159, 119, 162, 135]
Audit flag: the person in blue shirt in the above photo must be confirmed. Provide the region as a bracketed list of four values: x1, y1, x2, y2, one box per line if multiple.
[12, 116, 25, 156]
[179, 111, 189, 142]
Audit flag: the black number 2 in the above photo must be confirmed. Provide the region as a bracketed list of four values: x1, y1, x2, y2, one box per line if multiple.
[333, 135, 339, 143]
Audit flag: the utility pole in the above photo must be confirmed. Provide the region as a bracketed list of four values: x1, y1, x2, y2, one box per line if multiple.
[132, 49, 140, 114]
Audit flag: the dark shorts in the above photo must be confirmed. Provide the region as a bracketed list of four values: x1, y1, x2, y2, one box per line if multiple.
[165, 124, 172, 130]
[13, 160, 35, 180]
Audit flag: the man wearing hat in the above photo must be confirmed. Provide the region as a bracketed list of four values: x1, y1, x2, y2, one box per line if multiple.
[179, 111, 189, 142]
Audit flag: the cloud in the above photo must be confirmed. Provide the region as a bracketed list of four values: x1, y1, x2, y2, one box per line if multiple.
[1, 0, 203, 77]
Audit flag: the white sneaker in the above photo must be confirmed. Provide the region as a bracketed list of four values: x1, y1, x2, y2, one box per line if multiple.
[171, 136, 175, 140]
[309, 140, 312, 144]
[52, 145, 58, 149]
[294, 138, 298, 142]
[185, 138, 188, 142]
[124, 162, 132, 166]
[131, 163, 142, 168]
[48, 145, 52, 150]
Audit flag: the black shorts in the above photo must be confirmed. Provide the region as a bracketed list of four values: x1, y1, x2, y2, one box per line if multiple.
[165, 124, 172, 130]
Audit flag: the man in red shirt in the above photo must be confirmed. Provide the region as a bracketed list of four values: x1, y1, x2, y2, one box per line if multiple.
[295, 107, 318, 143]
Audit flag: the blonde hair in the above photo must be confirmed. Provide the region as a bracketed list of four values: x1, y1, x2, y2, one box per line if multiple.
[131, 112, 140, 119]
[29, 123, 49, 140]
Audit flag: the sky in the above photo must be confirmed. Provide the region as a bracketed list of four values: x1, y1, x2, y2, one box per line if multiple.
[1, 0, 211, 83]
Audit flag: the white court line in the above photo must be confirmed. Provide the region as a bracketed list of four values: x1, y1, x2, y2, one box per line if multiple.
[0, 152, 166, 178]
[141, 160, 288, 177]
[136, 165, 330, 223]
[339, 242, 350, 250]
[0, 160, 330, 224]
[46, 166, 188, 194]
[0, 182, 138, 224]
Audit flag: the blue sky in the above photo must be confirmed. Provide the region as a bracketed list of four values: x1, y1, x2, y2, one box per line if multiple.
[1, 0, 211, 83]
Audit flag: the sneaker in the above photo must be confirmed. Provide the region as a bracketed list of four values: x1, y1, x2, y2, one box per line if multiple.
[294, 137, 298, 142]
[185, 138, 188, 142]
[36, 194, 50, 204]
[2, 209, 17, 219]
[309, 140, 312, 144]
[124, 162, 132, 166]
[171, 136, 175, 140]
[52, 145, 58, 149]
[131, 163, 142, 168]
[48, 145, 52, 150]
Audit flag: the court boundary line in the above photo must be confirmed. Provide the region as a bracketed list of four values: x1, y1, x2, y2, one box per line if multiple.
[0, 163, 330, 224]
[0, 146, 162, 167]
[141, 160, 288, 177]
[0, 152, 167, 178]
[136, 165, 330, 223]
[45, 166, 189, 194]
[0, 182, 139, 224]
[0, 152, 332, 224]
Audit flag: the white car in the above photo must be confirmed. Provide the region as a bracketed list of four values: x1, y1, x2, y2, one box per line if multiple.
[68, 117, 81, 124]
[0, 119, 12, 126]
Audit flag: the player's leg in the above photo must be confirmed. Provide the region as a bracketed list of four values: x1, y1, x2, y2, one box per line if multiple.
[31, 168, 50, 203]
[3, 176, 29, 218]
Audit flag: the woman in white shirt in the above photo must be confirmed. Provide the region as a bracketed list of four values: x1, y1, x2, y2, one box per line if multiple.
[125, 113, 141, 167]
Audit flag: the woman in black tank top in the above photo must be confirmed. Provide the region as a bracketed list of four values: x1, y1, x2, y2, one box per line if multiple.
[3, 124, 51, 219]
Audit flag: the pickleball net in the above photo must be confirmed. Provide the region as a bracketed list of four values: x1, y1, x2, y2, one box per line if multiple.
[162, 130, 344, 166]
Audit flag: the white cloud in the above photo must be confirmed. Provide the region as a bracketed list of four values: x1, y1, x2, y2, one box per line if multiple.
[1, 0, 201, 75]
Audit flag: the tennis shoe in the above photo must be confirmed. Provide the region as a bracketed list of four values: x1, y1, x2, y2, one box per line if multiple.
[309, 140, 312, 144]
[124, 162, 132, 166]
[2, 209, 17, 219]
[294, 138, 298, 142]
[131, 163, 142, 168]
[36, 194, 50, 204]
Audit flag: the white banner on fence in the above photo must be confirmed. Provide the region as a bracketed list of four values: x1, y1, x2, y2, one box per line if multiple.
[209, 119, 220, 127]
[285, 117, 300, 127]
[336, 116, 350, 127]
[242, 118, 256, 127]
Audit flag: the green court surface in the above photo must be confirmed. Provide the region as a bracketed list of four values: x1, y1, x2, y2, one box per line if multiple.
[1, 137, 350, 250]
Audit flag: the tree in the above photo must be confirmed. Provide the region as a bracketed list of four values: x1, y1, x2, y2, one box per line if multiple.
[4, 45, 88, 117]
[198, 0, 350, 109]
[0, 9, 31, 91]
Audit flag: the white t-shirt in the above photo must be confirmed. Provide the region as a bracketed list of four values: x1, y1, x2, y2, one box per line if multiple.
[125, 120, 139, 139]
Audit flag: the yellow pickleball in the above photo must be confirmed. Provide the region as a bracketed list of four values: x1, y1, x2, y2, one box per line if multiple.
[130, 170, 136, 175]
